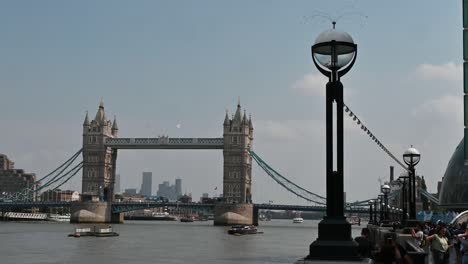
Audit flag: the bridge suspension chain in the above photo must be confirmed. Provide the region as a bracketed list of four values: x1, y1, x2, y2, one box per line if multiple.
[249, 150, 326, 205]
[5, 149, 83, 202]
[37, 149, 82, 182]
[343, 103, 409, 172]
[35, 162, 83, 192]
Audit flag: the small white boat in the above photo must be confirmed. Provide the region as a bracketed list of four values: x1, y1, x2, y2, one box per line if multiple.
[293, 217, 304, 223]
[48, 214, 71, 222]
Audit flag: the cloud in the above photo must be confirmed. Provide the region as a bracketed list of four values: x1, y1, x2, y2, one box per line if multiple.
[412, 94, 462, 121]
[290, 73, 327, 97]
[415, 62, 462, 82]
[254, 119, 325, 140]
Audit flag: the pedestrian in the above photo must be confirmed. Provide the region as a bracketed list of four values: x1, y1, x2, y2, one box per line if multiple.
[427, 226, 452, 264]
[411, 222, 425, 247]
[354, 227, 376, 258]
[458, 227, 468, 264]
[373, 232, 412, 264]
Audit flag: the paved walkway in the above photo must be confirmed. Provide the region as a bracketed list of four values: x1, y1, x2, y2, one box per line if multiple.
[426, 248, 458, 264]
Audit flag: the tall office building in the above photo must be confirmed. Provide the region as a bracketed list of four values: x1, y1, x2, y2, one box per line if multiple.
[157, 179, 182, 200]
[175, 178, 182, 197]
[115, 173, 121, 194]
[140, 172, 152, 197]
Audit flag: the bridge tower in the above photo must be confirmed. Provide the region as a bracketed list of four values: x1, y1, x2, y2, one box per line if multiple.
[222, 101, 253, 203]
[215, 101, 255, 225]
[71, 101, 121, 223]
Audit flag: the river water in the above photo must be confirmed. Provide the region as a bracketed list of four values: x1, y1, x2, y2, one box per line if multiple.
[0, 220, 364, 264]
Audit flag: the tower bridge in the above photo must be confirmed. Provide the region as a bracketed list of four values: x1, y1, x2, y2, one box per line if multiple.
[74, 100, 255, 225]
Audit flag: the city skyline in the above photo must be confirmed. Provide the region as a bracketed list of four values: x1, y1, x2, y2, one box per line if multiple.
[0, 1, 463, 204]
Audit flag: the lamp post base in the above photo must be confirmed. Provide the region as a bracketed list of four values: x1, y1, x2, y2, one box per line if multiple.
[307, 217, 361, 260]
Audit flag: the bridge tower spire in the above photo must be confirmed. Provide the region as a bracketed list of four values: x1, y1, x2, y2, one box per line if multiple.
[222, 101, 253, 204]
[81, 101, 118, 203]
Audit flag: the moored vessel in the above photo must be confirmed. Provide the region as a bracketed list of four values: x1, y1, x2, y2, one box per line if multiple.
[227, 225, 258, 235]
[347, 216, 361, 226]
[124, 211, 177, 221]
[47, 213, 71, 222]
[180, 216, 194, 222]
[68, 225, 119, 237]
[292, 217, 304, 223]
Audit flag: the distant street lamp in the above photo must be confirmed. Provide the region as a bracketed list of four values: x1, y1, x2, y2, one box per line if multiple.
[398, 172, 410, 224]
[373, 199, 378, 225]
[381, 184, 390, 222]
[307, 22, 359, 260]
[378, 194, 384, 224]
[368, 200, 374, 225]
[403, 146, 421, 221]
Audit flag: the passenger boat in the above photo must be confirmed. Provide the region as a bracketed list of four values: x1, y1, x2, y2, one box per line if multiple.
[347, 216, 361, 226]
[180, 216, 194, 222]
[68, 225, 119, 237]
[124, 212, 177, 221]
[47, 213, 71, 222]
[293, 217, 304, 223]
[228, 225, 258, 235]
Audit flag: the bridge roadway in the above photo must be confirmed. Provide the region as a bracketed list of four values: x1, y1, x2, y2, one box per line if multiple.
[104, 137, 224, 149]
[0, 201, 368, 214]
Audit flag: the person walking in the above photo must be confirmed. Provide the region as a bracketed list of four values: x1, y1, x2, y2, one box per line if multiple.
[458, 227, 468, 264]
[354, 227, 376, 258]
[427, 226, 452, 264]
[411, 223, 425, 247]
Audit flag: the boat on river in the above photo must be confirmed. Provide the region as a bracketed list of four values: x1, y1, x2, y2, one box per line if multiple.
[68, 225, 119, 237]
[124, 212, 177, 221]
[180, 216, 194, 222]
[347, 216, 361, 226]
[47, 214, 70, 222]
[293, 217, 304, 223]
[227, 225, 258, 235]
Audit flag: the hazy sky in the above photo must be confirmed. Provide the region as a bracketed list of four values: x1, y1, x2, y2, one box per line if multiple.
[0, 1, 463, 205]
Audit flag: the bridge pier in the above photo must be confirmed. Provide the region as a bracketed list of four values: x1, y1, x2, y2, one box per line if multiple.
[213, 203, 253, 226]
[70, 202, 123, 224]
[253, 206, 259, 226]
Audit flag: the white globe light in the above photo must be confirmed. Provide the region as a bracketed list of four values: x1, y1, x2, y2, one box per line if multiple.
[381, 184, 391, 194]
[403, 147, 421, 166]
[313, 28, 356, 70]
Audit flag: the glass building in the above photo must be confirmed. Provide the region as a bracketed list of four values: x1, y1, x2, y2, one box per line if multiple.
[439, 139, 468, 209]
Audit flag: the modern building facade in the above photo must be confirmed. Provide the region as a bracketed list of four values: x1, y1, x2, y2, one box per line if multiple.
[41, 190, 80, 202]
[157, 179, 182, 200]
[439, 2, 468, 209]
[124, 188, 138, 195]
[140, 172, 152, 197]
[0, 154, 37, 200]
[0, 154, 15, 170]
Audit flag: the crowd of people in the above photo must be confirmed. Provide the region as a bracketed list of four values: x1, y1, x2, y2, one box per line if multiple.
[353, 221, 468, 264]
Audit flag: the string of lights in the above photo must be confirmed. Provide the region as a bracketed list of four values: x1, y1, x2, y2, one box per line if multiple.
[343, 103, 409, 171]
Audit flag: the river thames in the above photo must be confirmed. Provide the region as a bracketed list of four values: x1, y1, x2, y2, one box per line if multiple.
[0, 219, 363, 264]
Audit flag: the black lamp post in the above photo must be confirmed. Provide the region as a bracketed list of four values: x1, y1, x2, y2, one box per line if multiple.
[368, 200, 374, 225]
[378, 194, 384, 224]
[373, 199, 378, 225]
[307, 22, 359, 260]
[381, 184, 390, 222]
[403, 146, 421, 222]
[398, 173, 409, 225]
